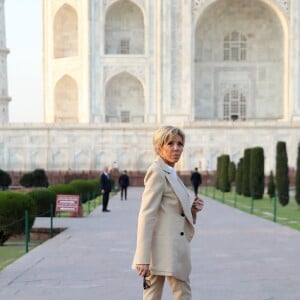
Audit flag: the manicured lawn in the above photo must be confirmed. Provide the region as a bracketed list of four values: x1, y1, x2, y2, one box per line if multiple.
[201, 187, 300, 231]
[0, 240, 43, 271]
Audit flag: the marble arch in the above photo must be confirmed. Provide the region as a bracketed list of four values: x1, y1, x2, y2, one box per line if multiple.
[105, 71, 145, 123]
[193, 0, 288, 121]
[104, 0, 145, 16]
[104, 68, 145, 90]
[104, 0, 145, 55]
[54, 75, 78, 123]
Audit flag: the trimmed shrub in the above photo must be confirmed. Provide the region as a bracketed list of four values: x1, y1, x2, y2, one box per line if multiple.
[27, 189, 56, 217]
[32, 169, 49, 187]
[20, 172, 33, 187]
[250, 147, 265, 199]
[267, 171, 276, 199]
[219, 154, 230, 192]
[48, 184, 78, 197]
[0, 169, 12, 190]
[228, 161, 236, 185]
[236, 158, 244, 195]
[215, 156, 222, 189]
[69, 179, 95, 203]
[88, 179, 101, 196]
[276, 141, 289, 206]
[20, 169, 49, 188]
[295, 142, 300, 206]
[0, 191, 37, 245]
[242, 148, 251, 197]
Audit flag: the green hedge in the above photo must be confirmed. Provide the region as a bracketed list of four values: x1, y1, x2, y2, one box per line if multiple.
[69, 179, 96, 203]
[0, 191, 37, 246]
[48, 184, 78, 197]
[27, 189, 56, 217]
[88, 179, 101, 196]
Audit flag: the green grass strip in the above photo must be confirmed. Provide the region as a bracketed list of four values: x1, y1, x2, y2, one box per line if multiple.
[201, 187, 300, 231]
[0, 240, 43, 271]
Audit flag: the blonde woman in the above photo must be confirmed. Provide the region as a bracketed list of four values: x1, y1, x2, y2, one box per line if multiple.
[132, 126, 204, 300]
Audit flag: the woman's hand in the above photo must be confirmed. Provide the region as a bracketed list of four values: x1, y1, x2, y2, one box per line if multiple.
[191, 197, 204, 224]
[136, 264, 150, 277]
[192, 196, 204, 212]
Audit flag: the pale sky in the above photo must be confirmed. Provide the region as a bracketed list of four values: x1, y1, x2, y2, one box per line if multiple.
[5, 0, 43, 123]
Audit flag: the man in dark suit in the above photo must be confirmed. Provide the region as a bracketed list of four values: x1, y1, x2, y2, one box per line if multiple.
[100, 167, 112, 212]
[190, 167, 202, 196]
[118, 170, 130, 200]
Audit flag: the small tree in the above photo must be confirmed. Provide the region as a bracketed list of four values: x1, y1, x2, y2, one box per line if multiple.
[242, 148, 251, 197]
[20, 172, 33, 187]
[32, 169, 49, 187]
[275, 141, 289, 206]
[295, 142, 300, 206]
[267, 171, 276, 199]
[236, 158, 244, 195]
[0, 169, 12, 190]
[228, 161, 236, 185]
[250, 147, 265, 199]
[20, 169, 49, 188]
[219, 154, 230, 192]
[215, 156, 222, 189]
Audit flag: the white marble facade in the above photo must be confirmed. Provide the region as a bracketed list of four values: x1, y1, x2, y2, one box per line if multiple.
[2, 0, 300, 173]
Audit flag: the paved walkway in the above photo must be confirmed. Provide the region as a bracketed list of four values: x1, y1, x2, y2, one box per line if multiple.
[0, 187, 300, 300]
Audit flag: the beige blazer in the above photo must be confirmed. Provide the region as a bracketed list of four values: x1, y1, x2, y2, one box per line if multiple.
[132, 156, 195, 281]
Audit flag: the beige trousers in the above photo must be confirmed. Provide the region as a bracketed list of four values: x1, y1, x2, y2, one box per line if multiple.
[143, 274, 192, 300]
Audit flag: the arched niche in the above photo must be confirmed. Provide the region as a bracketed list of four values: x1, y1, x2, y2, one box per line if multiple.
[105, 0, 144, 54]
[194, 0, 285, 121]
[54, 75, 78, 123]
[105, 72, 145, 123]
[53, 4, 78, 58]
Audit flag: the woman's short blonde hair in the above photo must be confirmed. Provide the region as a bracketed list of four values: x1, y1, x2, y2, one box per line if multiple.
[153, 126, 185, 154]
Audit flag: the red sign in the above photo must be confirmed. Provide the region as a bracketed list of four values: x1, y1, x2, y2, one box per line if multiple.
[56, 194, 80, 213]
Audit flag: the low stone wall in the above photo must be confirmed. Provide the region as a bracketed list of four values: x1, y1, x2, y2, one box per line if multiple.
[8, 169, 214, 188]
[8, 169, 147, 187]
[7, 169, 296, 190]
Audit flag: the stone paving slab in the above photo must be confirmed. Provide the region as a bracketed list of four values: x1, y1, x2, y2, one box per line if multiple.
[0, 187, 300, 300]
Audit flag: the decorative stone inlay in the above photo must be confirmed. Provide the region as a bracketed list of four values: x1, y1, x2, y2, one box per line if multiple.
[192, 0, 289, 14]
[192, 0, 202, 13]
[103, 65, 145, 84]
[276, 0, 289, 11]
[103, 0, 145, 9]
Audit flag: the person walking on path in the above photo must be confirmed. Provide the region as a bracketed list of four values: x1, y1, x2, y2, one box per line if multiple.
[118, 170, 130, 200]
[132, 125, 204, 300]
[190, 167, 202, 196]
[100, 166, 112, 212]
